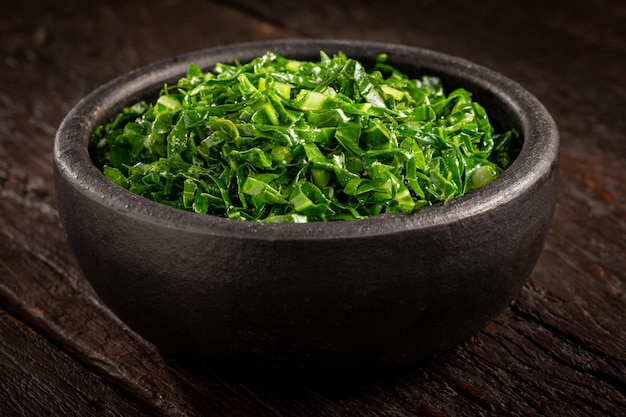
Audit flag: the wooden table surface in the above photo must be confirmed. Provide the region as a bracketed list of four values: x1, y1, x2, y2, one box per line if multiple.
[1, 1, 624, 416]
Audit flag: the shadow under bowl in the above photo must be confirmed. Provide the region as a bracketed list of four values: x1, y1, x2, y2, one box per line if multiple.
[54, 39, 559, 370]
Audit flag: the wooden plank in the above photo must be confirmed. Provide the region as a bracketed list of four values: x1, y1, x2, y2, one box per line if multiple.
[0, 309, 156, 417]
[0, 0, 625, 415]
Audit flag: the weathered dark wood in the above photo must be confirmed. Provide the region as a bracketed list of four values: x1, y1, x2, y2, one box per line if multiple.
[0, 309, 157, 417]
[0, 0, 624, 415]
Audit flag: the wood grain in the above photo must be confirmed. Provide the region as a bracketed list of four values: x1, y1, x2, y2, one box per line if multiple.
[0, 0, 624, 415]
[0, 309, 156, 417]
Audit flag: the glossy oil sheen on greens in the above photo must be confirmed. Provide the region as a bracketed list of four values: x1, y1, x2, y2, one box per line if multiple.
[91, 51, 519, 222]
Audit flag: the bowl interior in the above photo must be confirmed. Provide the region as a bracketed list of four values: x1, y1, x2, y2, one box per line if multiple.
[56, 39, 558, 238]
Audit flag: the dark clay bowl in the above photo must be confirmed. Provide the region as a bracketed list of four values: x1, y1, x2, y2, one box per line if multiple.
[54, 39, 559, 370]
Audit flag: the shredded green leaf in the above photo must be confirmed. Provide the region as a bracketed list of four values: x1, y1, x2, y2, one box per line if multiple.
[91, 51, 520, 222]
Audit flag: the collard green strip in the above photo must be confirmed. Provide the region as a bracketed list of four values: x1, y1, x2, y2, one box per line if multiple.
[91, 51, 520, 222]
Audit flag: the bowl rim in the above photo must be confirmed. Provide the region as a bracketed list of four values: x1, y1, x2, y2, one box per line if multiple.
[54, 38, 559, 240]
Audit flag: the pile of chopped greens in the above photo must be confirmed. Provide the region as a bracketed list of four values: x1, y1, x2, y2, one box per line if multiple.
[91, 51, 519, 222]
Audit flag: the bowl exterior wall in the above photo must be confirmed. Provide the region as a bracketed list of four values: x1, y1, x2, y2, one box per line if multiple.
[54, 160, 557, 369]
